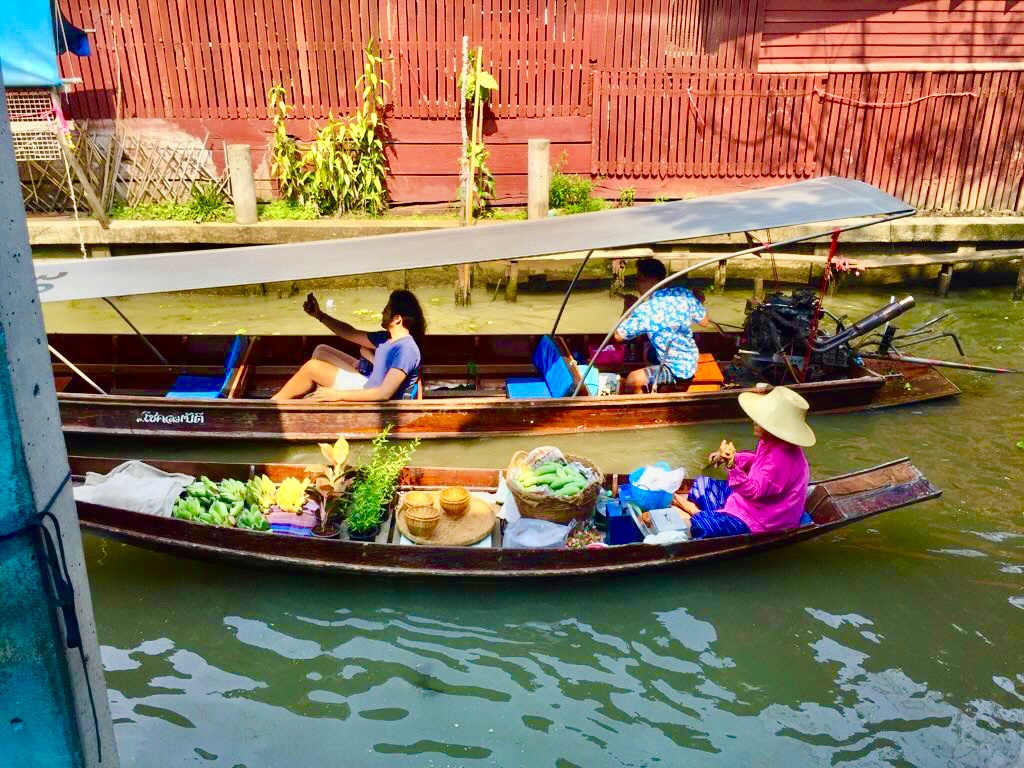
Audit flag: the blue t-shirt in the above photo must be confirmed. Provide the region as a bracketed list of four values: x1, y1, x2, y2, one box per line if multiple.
[618, 287, 706, 379]
[365, 331, 421, 399]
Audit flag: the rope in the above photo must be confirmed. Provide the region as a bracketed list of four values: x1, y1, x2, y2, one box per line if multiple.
[0, 471, 103, 760]
[813, 87, 977, 109]
[801, 228, 842, 380]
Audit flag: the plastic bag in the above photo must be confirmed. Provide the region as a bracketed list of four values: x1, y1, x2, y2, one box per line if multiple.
[633, 462, 686, 493]
[503, 517, 571, 549]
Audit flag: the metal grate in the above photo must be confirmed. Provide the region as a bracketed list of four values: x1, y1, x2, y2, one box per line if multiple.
[7, 88, 63, 161]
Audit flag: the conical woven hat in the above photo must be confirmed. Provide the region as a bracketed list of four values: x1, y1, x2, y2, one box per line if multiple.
[737, 386, 816, 447]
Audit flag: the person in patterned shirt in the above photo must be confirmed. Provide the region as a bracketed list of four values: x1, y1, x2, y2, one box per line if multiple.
[614, 257, 710, 393]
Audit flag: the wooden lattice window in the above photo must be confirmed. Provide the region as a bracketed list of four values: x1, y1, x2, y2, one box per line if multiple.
[665, 0, 724, 57]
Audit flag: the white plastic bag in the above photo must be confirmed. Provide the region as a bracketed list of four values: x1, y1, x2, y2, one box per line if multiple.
[503, 517, 571, 549]
[635, 464, 687, 493]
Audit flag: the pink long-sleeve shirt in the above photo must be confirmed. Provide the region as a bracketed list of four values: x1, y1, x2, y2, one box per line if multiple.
[722, 433, 810, 533]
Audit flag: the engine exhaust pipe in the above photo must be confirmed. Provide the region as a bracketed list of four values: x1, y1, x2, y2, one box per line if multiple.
[813, 296, 916, 352]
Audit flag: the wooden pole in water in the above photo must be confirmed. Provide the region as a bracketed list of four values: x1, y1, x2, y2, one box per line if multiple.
[1014, 262, 1024, 301]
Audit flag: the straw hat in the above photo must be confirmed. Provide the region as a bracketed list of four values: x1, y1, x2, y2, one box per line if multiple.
[737, 386, 816, 447]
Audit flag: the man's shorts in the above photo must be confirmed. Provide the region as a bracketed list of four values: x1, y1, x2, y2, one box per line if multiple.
[642, 365, 692, 390]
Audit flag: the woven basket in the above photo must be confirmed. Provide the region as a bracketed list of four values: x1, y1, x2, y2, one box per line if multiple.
[402, 492, 441, 538]
[506, 450, 603, 524]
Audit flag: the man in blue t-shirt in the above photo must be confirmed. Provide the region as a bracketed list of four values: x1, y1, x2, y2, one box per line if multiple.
[614, 257, 710, 393]
[272, 290, 424, 402]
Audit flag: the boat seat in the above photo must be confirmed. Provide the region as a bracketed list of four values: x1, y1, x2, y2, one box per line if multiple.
[166, 335, 246, 399]
[658, 353, 724, 394]
[506, 335, 589, 399]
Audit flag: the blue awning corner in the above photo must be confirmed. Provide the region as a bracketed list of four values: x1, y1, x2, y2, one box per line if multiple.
[0, 0, 89, 88]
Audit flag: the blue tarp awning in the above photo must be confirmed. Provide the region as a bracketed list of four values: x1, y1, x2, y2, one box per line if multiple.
[0, 0, 89, 88]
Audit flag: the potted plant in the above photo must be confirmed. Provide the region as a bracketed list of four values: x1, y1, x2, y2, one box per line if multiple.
[305, 437, 352, 538]
[345, 426, 420, 542]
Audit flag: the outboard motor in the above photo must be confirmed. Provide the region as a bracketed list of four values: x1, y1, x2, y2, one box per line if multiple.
[739, 291, 916, 382]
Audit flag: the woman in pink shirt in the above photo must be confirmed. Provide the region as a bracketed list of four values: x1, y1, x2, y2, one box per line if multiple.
[674, 386, 816, 538]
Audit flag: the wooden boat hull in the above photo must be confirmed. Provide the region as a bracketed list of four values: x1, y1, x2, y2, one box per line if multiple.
[72, 457, 940, 578]
[52, 332, 960, 441]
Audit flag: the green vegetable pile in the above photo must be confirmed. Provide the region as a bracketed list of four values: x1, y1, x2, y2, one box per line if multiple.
[172, 475, 271, 531]
[518, 461, 591, 497]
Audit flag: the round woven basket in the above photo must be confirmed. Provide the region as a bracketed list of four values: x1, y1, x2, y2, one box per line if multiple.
[506, 451, 603, 524]
[402, 492, 441, 538]
[439, 486, 471, 517]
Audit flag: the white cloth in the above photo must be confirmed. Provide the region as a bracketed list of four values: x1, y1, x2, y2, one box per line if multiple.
[644, 530, 690, 545]
[73, 460, 195, 517]
[332, 368, 369, 390]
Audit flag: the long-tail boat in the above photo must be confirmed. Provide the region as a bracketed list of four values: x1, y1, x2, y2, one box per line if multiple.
[71, 456, 940, 578]
[40, 178, 964, 441]
[52, 328, 958, 440]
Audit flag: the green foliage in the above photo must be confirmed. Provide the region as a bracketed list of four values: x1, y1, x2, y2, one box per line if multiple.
[257, 199, 319, 220]
[268, 41, 390, 217]
[457, 48, 498, 217]
[654, 196, 670, 204]
[346, 426, 420, 534]
[109, 182, 232, 223]
[461, 139, 495, 215]
[549, 169, 606, 215]
[461, 50, 499, 102]
[617, 187, 636, 208]
[1016, 439, 1024, 450]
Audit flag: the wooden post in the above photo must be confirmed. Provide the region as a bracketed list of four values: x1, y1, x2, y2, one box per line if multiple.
[753, 277, 764, 302]
[1013, 263, 1024, 301]
[937, 264, 954, 297]
[505, 261, 519, 302]
[527, 139, 550, 220]
[58, 139, 110, 229]
[610, 257, 625, 296]
[226, 144, 258, 225]
[456, 263, 472, 305]
[715, 260, 727, 291]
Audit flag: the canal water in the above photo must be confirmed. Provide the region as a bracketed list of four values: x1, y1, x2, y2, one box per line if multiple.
[47, 284, 1024, 766]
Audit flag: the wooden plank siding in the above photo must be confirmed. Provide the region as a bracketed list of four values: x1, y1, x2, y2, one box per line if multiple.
[761, 1, 1024, 68]
[53, 0, 1024, 210]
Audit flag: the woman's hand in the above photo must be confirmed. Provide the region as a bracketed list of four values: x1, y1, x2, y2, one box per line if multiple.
[708, 440, 736, 468]
[303, 293, 322, 319]
[672, 493, 699, 516]
[307, 386, 343, 402]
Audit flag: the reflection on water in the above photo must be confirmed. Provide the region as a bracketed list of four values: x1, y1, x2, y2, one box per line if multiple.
[52, 283, 1024, 766]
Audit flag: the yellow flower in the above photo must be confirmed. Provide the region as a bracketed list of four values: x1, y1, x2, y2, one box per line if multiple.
[276, 477, 310, 513]
[318, 437, 349, 468]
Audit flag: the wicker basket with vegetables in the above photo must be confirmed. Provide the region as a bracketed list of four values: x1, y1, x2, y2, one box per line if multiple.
[506, 447, 602, 524]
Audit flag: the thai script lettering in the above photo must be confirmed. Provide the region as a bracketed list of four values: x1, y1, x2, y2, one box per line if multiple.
[136, 411, 206, 425]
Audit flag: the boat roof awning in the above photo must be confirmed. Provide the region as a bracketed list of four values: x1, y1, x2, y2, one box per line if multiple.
[35, 177, 914, 303]
[0, 0, 90, 88]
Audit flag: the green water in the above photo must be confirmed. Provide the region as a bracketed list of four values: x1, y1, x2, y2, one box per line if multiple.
[48, 285, 1024, 767]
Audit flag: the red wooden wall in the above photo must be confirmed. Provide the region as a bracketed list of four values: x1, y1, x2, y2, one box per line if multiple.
[54, 0, 1024, 211]
[761, 1, 1024, 69]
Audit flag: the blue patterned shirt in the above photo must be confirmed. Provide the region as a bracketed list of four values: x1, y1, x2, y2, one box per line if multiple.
[618, 287, 707, 379]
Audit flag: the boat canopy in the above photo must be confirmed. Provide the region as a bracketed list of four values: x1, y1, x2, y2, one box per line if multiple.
[0, 0, 90, 88]
[35, 177, 913, 304]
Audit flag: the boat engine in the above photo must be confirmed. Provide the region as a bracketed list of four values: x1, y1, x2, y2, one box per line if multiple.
[737, 291, 916, 383]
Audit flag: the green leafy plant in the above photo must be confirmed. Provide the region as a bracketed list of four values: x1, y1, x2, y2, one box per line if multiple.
[187, 181, 230, 222]
[548, 152, 606, 215]
[1016, 439, 1024, 450]
[654, 195, 670, 204]
[458, 48, 497, 218]
[617, 187, 636, 208]
[268, 41, 390, 217]
[346, 426, 420, 534]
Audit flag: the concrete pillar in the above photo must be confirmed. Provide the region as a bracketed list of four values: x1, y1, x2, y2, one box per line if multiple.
[456, 263, 472, 306]
[1013, 263, 1024, 301]
[527, 139, 551, 220]
[227, 144, 258, 225]
[0, 83, 118, 768]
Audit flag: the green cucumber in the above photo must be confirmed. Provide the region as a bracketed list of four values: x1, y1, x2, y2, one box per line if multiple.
[555, 482, 585, 496]
[534, 463, 561, 476]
